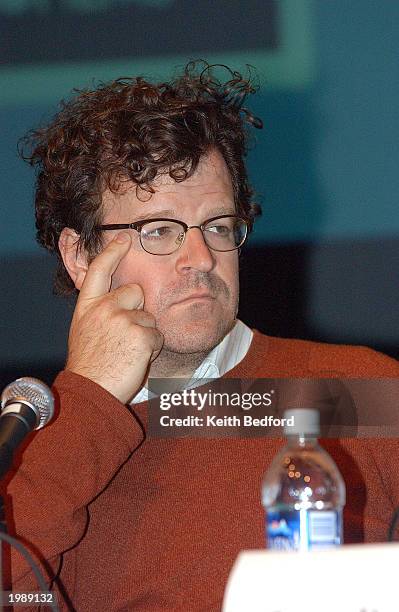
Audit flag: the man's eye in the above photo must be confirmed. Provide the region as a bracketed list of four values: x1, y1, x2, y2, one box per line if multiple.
[143, 226, 173, 240]
[206, 224, 230, 235]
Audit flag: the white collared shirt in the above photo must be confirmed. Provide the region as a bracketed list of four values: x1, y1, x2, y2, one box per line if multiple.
[131, 319, 253, 404]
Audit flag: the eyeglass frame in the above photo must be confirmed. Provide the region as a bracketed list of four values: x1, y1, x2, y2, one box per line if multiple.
[98, 214, 250, 255]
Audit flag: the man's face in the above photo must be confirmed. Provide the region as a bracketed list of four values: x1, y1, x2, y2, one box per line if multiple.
[101, 148, 240, 354]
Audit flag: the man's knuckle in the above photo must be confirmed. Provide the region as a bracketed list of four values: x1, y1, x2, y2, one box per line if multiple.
[130, 323, 148, 343]
[96, 298, 115, 317]
[141, 312, 156, 326]
[126, 282, 141, 293]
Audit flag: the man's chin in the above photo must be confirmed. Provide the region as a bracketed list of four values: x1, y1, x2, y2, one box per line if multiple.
[160, 319, 234, 354]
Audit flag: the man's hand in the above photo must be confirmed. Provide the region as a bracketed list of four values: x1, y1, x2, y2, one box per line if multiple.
[65, 232, 164, 403]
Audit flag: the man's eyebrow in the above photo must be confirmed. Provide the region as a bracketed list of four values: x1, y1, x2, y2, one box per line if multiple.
[136, 209, 176, 219]
[134, 205, 236, 221]
[204, 206, 236, 217]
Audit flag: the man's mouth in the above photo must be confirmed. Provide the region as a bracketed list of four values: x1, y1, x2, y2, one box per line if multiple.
[171, 293, 215, 306]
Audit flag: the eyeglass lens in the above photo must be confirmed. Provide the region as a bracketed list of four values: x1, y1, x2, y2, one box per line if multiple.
[139, 216, 247, 255]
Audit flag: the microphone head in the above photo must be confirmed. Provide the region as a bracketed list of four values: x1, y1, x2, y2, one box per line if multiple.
[1, 377, 55, 430]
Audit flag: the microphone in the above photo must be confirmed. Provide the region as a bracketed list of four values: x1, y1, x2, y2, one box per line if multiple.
[0, 377, 54, 480]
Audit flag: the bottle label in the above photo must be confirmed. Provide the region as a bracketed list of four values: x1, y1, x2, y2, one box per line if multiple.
[266, 508, 342, 551]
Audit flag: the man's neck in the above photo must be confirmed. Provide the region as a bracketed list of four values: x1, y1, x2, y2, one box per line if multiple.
[149, 348, 209, 379]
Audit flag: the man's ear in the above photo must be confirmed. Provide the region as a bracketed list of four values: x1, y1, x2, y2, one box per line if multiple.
[58, 227, 89, 291]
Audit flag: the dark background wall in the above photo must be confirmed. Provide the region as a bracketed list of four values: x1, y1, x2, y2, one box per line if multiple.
[1, 0, 398, 388]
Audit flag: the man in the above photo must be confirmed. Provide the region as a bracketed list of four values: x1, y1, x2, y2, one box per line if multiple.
[9, 62, 399, 611]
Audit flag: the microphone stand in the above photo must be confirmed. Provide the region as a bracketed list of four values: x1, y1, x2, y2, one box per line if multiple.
[0, 420, 34, 612]
[0, 493, 6, 612]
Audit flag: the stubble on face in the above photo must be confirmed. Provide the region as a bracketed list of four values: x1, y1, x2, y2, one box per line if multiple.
[153, 268, 238, 354]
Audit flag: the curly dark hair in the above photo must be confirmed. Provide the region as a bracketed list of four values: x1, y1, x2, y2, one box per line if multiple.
[20, 60, 263, 295]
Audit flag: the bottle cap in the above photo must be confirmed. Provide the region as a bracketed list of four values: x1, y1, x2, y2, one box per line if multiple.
[283, 408, 320, 436]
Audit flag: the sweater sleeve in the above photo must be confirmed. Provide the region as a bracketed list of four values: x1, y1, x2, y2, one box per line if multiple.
[5, 370, 144, 591]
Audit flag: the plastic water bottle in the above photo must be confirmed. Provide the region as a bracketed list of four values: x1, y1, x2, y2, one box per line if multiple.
[262, 408, 346, 551]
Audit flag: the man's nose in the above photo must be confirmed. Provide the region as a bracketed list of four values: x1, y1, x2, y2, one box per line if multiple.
[175, 227, 215, 273]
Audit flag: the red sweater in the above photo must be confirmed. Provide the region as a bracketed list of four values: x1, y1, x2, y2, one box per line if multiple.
[7, 331, 399, 611]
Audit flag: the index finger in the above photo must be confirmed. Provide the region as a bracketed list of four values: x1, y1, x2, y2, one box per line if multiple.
[78, 232, 132, 300]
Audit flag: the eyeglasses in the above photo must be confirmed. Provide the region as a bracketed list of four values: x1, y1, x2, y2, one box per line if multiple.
[98, 214, 249, 256]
